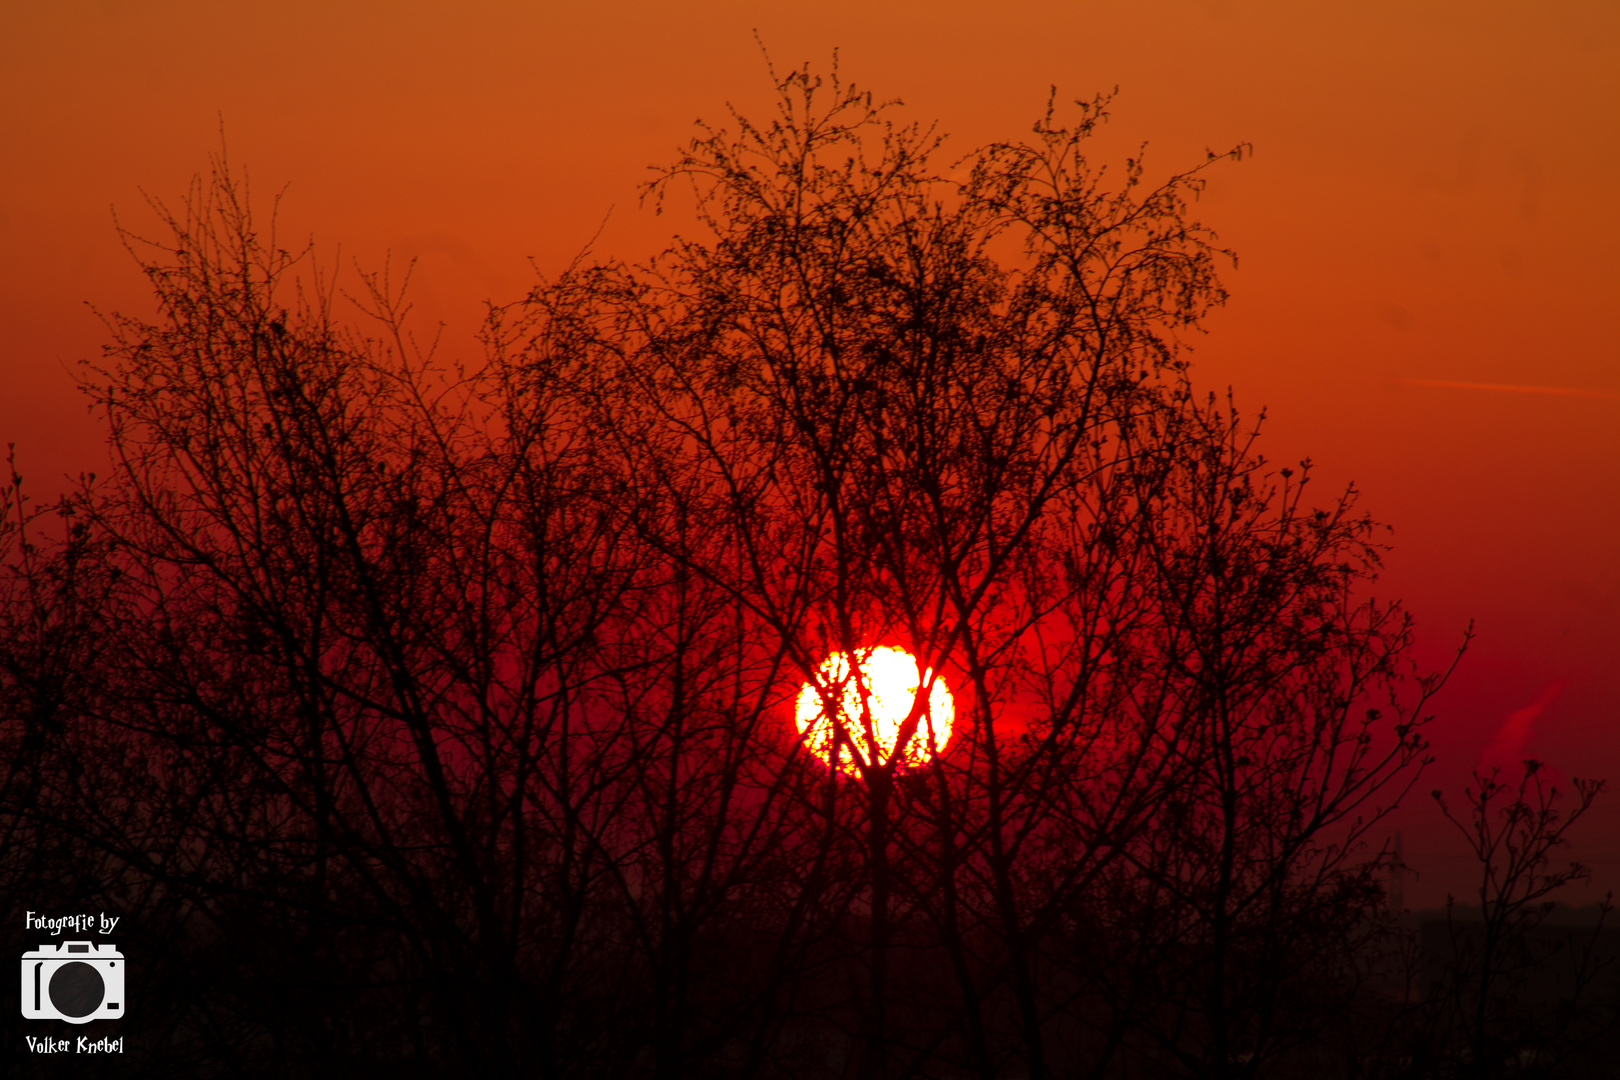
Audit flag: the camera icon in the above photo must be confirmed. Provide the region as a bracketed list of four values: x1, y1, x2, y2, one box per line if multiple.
[21, 942, 124, 1023]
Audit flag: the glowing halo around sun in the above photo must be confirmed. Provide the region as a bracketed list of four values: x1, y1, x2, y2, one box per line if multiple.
[795, 647, 953, 776]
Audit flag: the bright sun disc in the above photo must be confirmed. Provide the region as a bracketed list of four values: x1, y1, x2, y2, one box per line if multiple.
[795, 647, 953, 776]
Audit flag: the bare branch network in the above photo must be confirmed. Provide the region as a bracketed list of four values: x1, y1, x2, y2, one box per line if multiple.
[1, 67, 1609, 1080]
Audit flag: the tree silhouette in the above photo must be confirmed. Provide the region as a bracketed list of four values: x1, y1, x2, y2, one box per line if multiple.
[0, 67, 1488, 1079]
[1418, 765, 1614, 1079]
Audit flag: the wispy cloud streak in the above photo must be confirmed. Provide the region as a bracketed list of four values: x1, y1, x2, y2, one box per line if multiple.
[1398, 378, 1620, 401]
[1478, 680, 1566, 776]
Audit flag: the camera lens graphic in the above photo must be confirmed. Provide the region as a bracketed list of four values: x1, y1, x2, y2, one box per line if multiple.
[21, 942, 124, 1022]
[49, 961, 105, 1018]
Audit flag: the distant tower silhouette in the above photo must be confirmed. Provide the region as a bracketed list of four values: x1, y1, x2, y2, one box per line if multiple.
[1387, 830, 1413, 911]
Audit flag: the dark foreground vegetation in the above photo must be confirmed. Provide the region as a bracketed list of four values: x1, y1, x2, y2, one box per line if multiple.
[2, 68, 1613, 1078]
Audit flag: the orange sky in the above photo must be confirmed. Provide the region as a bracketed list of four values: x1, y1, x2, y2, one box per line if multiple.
[3, 0, 1617, 904]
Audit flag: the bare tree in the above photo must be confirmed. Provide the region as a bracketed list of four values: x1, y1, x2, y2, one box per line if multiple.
[495, 64, 1449, 1080]
[0, 66, 1473, 1080]
[1056, 400, 1443, 1079]
[1415, 765, 1615, 1079]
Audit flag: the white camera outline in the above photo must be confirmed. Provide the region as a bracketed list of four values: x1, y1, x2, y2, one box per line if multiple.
[20, 941, 124, 1024]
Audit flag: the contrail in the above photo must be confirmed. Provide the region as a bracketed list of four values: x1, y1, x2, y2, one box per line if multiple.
[1398, 378, 1620, 401]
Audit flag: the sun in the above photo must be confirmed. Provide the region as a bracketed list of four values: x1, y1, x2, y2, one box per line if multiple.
[795, 646, 953, 776]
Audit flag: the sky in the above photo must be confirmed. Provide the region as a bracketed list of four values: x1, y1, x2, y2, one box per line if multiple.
[2, 0, 1616, 906]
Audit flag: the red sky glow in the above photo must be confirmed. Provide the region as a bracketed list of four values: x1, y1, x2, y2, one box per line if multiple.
[3, 0, 1616, 906]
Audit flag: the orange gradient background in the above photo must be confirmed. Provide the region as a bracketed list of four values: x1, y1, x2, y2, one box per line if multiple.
[3, 1, 1617, 905]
